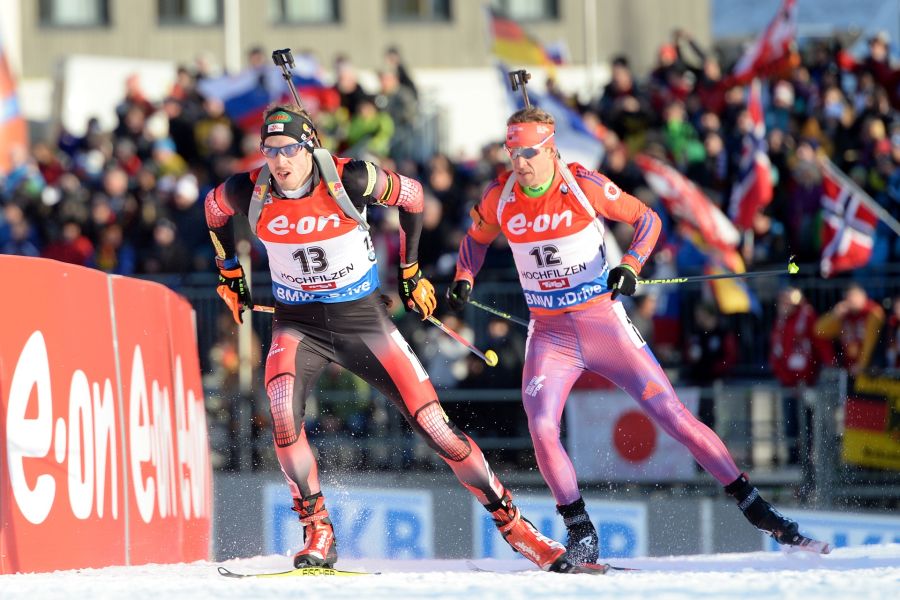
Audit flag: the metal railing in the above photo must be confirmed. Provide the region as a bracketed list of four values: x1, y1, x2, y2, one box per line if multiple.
[143, 264, 900, 507]
[205, 369, 900, 509]
[147, 261, 900, 377]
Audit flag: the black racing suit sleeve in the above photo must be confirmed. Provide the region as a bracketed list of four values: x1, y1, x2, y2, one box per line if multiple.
[205, 172, 255, 264]
[340, 159, 424, 266]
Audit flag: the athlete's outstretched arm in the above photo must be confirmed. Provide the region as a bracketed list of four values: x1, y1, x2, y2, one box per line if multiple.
[575, 166, 661, 274]
[206, 172, 256, 322]
[454, 186, 503, 285]
[205, 172, 256, 265]
[206, 179, 237, 266]
[342, 160, 424, 266]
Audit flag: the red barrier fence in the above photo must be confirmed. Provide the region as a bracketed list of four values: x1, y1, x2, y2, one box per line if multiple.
[0, 256, 211, 573]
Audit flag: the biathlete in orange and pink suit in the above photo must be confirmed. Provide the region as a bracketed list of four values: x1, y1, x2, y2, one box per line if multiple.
[448, 106, 806, 564]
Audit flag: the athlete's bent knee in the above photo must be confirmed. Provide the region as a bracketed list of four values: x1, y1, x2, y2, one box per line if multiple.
[267, 373, 302, 447]
[527, 413, 561, 444]
[413, 402, 471, 461]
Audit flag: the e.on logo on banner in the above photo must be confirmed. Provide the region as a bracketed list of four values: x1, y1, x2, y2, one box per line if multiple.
[0, 255, 211, 574]
[127, 347, 211, 524]
[6, 331, 120, 524]
[5, 335, 210, 527]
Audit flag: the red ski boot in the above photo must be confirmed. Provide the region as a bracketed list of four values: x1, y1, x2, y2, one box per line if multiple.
[292, 492, 338, 568]
[488, 492, 569, 572]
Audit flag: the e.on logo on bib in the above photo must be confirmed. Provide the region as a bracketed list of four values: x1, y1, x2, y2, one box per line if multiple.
[506, 210, 573, 236]
[266, 213, 342, 236]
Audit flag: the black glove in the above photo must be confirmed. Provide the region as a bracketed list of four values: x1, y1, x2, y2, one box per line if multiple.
[608, 264, 637, 300]
[399, 262, 437, 319]
[446, 280, 472, 312]
[216, 264, 253, 324]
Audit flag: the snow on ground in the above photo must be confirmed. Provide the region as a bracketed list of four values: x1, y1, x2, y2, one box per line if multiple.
[3, 544, 898, 600]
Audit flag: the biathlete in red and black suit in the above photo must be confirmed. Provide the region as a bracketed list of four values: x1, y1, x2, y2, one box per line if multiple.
[205, 103, 576, 572]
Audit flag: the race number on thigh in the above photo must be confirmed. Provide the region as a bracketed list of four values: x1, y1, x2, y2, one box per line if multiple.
[612, 302, 647, 349]
[389, 329, 429, 382]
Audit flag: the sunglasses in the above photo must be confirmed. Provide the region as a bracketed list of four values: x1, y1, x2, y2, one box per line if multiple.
[505, 132, 555, 160]
[260, 142, 305, 159]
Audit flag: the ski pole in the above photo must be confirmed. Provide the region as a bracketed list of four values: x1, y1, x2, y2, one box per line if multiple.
[425, 314, 498, 367]
[638, 256, 799, 286]
[508, 69, 532, 108]
[271, 49, 304, 109]
[468, 299, 529, 328]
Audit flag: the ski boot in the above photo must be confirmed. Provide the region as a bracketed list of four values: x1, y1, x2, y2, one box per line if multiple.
[488, 491, 569, 572]
[558, 497, 599, 564]
[292, 492, 338, 568]
[725, 473, 801, 544]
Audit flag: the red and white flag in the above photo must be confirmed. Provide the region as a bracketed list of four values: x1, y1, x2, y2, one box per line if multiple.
[566, 389, 700, 482]
[819, 160, 879, 277]
[729, 79, 773, 230]
[635, 153, 740, 251]
[730, 0, 797, 86]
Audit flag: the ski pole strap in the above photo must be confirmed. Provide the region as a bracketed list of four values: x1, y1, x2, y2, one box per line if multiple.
[313, 148, 370, 231]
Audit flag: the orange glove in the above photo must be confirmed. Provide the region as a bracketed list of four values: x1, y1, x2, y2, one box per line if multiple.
[216, 265, 253, 324]
[399, 262, 436, 319]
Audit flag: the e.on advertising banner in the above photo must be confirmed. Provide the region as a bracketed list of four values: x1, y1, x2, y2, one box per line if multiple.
[0, 256, 211, 574]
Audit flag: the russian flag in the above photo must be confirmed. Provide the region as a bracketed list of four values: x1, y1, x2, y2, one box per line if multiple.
[0, 32, 27, 174]
[197, 56, 338, 132]
[728, 79, 773, 230]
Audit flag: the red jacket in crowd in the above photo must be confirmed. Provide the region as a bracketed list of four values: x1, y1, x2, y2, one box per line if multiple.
[769, 300, 833, 387]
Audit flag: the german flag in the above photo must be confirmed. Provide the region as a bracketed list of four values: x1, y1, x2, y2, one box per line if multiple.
[842, 374, 900, 471]
[487, 8, 558, 67]
[0, 33, 27, 174]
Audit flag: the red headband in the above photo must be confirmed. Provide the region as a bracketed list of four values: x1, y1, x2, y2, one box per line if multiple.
[506, 122, 555, 148]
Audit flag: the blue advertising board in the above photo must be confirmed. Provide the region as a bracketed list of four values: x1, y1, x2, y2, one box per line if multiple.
[264, 484, 434, 559]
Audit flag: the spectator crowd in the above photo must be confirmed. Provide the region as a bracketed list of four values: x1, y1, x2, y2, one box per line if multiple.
[4, 32, 900, 470]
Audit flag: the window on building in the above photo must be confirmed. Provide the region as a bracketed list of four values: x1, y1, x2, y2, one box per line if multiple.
[39, 0, 110, 27]
[270, 0, 340, 24]
[158, 0, 222, 25]
[491, 0, 559, 21]
[385, 0, 451, 22]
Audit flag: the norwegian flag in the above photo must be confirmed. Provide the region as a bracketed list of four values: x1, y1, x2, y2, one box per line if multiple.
[819, 161, 879, 277]
[635, 154, 740, 252]
[729, 0, 797, 86]
[728, 79, 773, 230]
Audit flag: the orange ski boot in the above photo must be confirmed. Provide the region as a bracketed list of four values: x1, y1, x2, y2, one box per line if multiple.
[292, 492, 338, 568]
[488, 491, 570, 572]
